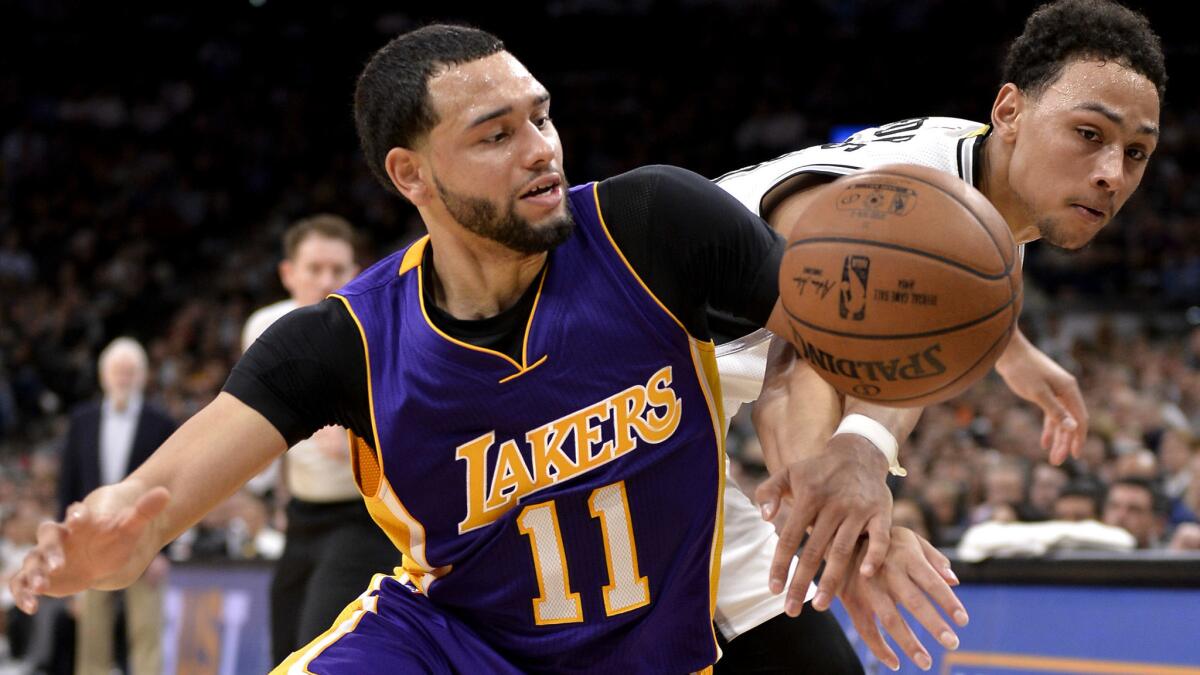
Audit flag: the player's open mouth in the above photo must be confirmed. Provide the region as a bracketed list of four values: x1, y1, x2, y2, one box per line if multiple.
[1072, 203, 1105, 223]
[519, 176, 563, 207]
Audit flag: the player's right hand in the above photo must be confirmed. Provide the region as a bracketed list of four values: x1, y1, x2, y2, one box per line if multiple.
[9, 483, 170, 615]
[755, 433, 892, 617]
[838, 527, 968, 672]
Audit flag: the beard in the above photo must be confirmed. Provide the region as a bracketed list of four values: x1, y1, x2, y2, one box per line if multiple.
[435, 175, 575, 255]
[1035, 214, 1094, 251]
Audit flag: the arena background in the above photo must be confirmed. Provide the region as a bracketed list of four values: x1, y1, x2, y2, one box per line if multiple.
[2, 1, 1199, 673]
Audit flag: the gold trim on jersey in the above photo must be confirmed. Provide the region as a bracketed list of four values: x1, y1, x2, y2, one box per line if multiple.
[399, 235, 429, 276]
[592, 180, 725, 661]
[274, 573, 389, 674]
[687, 337, 726, 657]
[412, 244, 551, 381]
[330, 293, 445, 591]
[591, 182, 693, 338]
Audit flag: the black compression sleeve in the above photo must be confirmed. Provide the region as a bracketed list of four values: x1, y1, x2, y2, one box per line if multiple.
[222, 298, 372, 446]
[597, 165, 783, 339]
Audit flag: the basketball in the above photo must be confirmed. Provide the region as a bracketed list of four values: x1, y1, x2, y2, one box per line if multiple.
[778, 163, 1022, 407]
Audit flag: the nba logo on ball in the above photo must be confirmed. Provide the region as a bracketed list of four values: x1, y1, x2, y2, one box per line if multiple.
[839, 255, 869, 321]
[779, 164, 1022, 407]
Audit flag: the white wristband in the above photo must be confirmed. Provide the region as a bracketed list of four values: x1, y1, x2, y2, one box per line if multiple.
[834, 414, 906, 477]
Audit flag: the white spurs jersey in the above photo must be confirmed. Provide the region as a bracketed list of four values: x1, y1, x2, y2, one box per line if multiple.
[711, 117, 990, 639]
[718, 116, 988, 217]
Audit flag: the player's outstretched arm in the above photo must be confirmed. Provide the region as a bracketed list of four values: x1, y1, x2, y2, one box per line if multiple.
[994, 328, 1087, 465]
[837, 527, 968, 672]
[9, 392, 286, 614]
[752, 319, 928, 617]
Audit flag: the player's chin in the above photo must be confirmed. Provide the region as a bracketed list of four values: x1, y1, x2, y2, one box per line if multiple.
[1044, 214, 1102, 250]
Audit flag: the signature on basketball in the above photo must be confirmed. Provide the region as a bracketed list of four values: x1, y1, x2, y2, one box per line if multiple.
[792, 275, 836, 300]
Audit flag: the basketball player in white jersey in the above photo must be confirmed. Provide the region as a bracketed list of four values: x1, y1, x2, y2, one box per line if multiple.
[710, 0, 1165, 671]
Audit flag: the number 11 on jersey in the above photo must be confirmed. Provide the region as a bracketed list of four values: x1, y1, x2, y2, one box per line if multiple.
[517, 481, 650, 625]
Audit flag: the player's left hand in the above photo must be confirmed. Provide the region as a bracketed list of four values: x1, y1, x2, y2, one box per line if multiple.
[994, 330, 1087, 466]
[837, 527, 968, 672]
[756, 433, 892, 618]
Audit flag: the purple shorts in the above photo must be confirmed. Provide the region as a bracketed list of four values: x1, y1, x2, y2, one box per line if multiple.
[273, 575, 522, 675]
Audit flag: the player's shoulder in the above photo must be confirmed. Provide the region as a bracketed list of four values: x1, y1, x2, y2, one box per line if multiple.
[337, 240, 423, 300]
[600, 164, 710, 196]
[715, 117, 987, 214]
[243, 299, 297, 351]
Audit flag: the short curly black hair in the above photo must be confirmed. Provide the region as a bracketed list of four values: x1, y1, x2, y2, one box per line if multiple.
[1001, 0, 1166, 103]
[354, 24, 506, 195]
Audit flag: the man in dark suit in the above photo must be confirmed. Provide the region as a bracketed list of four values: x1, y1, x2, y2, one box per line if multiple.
[58, 337, 176, 675]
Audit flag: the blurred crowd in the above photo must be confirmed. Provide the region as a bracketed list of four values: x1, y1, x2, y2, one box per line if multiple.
[3, 0, 1200, 669]
[730, 317, 1200, 553]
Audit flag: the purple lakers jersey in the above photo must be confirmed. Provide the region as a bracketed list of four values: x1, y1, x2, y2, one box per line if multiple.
[331, 183, 727, 673]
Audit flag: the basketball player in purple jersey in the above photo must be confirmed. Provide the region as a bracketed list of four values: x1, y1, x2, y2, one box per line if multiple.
[11, 23, 966, 674]
[710, 1, 1164, 671]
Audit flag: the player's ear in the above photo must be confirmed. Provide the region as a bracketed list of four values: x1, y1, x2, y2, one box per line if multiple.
[991, 83, 1023, 142]
[386, 147, 432, 205]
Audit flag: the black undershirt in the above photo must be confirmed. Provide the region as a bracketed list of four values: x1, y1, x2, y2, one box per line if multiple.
[224, 165, 783, 446]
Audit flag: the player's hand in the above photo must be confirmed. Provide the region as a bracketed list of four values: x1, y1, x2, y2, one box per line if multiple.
[994, 330, 1087, 465]
[755, 433, 892, 617]
[9, 482, 170, 615]
[838, 527, 968, 672]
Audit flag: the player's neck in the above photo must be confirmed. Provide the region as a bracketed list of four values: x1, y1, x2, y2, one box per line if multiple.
[423, 229, 547, 320]
[976, 136, 1041, 245]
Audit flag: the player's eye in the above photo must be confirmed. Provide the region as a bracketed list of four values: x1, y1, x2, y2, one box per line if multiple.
[1076, 128, 1101, 143]
[483, 130, 510, 144]
[1126, 147, 1149, 162]
[533, 115, 551, 129]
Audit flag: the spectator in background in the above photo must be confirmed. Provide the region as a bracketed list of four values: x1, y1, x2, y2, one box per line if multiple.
[1053, 480, 1104, 522]
[892, 497, 940, 548]
[1028, 462, 1069, 519]
[922, 479, 967, 546]
[1169, 452, 1200, 526]
[972, 458, 1027, 524]
[1169, 522, 1200, 551]
[1158, 428, 1194, 500]
[240, 215, 399, 664]
[1103, 478, 1168, 549]
[57, 338, 176, 675]
[1113, 447, 1159, 481]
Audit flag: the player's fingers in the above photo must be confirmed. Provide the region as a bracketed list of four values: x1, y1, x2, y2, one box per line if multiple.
[888, 567, 960, 653]
[1059, 386, 1088, 459]
[1034, 390, 1076, 465]
[10, 550, 46, 612]
[34, 521, 67, 572]
[786, 509, 838, 616]
[843, 587, 899, 671]
[869, 579, 932, 671]
[1040, 413, 1055, 452]
[62, 501, 97, 537]
[10, 565, 39, 615]
[1049, 422, 1070, 466]
[860, 515, 891, 577]
[918, 536, 961, 590]
[813, 518, 866, 611]
[754, 471, 787, 523]
[768, 498, 815, 596]
[902, 556, 966, 639]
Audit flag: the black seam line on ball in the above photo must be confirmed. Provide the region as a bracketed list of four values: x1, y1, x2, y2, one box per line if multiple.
[845, 323, 1016, 404]
[869, 168, 1010, 266]
[783, 294, 1016, 340]
[785, 237, 1012, 280]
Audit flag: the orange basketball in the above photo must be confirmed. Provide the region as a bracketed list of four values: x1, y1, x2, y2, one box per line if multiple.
[779, 163, 1021, 407]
